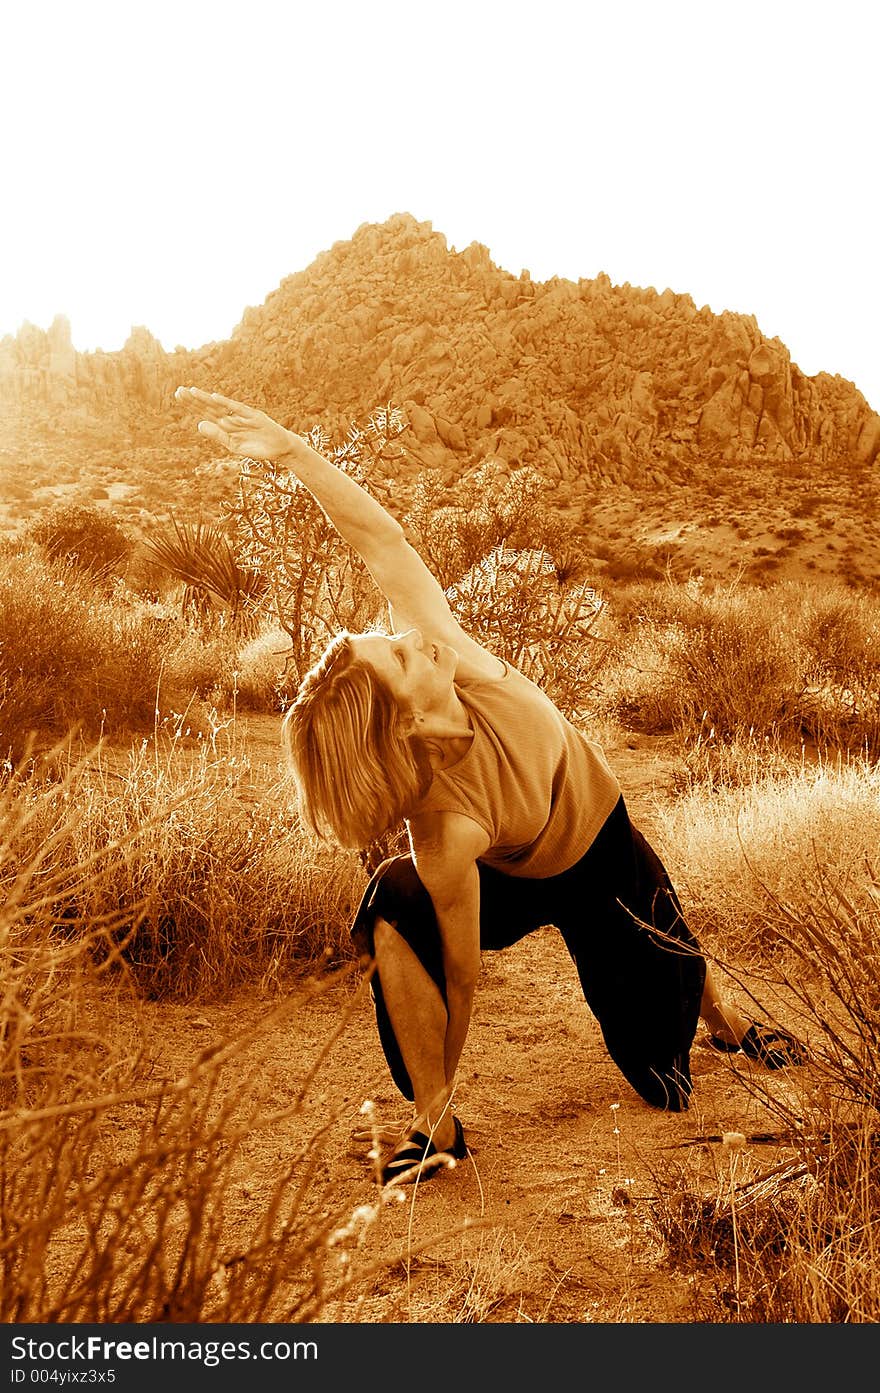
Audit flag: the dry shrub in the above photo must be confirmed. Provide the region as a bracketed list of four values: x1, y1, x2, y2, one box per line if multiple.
[796, 581, 880, 749]
[445, 545, 610, 720]
[23, 501, 132, 589]
[601, 578, 880, 753]
[605, 582, 799, 737]
[0, 545, 287, 766]
[140, 514, 266, 638]
[0, 547, 168, 761]
[234, 625, 298, 711]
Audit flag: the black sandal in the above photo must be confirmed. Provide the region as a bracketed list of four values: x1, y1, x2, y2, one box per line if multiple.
[380, 1116, 468, 1186]
[708, 1021, 809, 1069]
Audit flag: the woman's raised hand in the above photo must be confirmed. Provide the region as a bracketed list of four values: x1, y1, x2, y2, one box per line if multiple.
[175, 386, 298, 462]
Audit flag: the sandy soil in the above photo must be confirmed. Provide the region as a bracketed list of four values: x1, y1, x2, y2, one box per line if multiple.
[122, 725, 814, 1324]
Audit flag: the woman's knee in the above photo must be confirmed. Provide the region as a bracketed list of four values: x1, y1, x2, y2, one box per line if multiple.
[369, 860, 446, 995]
[351, 854, 437, 960]
[370, 854, 435, 926]
[372, 915, 401, 955]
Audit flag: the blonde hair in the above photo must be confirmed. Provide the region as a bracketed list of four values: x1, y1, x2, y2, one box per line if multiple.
[281, 632, 432, 849]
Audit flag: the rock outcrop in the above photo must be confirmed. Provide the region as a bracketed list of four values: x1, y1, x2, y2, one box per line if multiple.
[2, 215, 877, 510]
[0, 316, 185, 418]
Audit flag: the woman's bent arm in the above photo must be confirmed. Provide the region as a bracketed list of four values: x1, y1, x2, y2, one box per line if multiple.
[433, 866, 482, 1084]
[410, 814, 487, 1087]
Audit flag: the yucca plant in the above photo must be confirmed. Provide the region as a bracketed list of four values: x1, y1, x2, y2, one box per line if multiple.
[142, 516, 266, 638]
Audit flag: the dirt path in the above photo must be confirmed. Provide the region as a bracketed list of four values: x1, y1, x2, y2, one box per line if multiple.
[129, 724, 811, 1323]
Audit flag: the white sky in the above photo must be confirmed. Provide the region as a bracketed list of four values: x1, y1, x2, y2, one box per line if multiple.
[3, 0, 878, 409]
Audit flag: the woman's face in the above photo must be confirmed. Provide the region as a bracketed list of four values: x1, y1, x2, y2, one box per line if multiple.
[349, 629, 456, 717]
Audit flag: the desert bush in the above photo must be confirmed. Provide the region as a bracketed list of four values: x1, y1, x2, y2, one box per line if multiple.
[669, 597, 798, 735]
[234, 625, 298, 711]
[160, 626, 241, 710]
[0, 547, 168, 761]
[792, 492, 822, 517]
[445, 544, 610, 720]
[24, 501, 132, 588]
[125, 537, 181, 601]
[615, 584, 799, 737]
[0, 546, 286, 762]
[600, 578, 880, 752]
[798, 579, 879, 681]
[403, 459, 560, 590]
[599, 539, 679, 582]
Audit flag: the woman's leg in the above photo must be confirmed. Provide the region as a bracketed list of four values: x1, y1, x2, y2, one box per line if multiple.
[371, 916, 457, 1150]
[555, 800, 707, 1111]
[350, 854, 548, 1142]
[350, 856, 448, 1103]
[557, 801, 781, 1103]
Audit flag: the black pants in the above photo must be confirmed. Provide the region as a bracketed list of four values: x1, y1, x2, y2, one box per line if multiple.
[350, 796, 707, 1111]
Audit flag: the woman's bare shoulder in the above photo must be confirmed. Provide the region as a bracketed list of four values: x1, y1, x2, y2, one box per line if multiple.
[407, 810, 491, 864]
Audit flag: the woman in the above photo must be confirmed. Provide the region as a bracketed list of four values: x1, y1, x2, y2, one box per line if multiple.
[176, 386, 807, 1186]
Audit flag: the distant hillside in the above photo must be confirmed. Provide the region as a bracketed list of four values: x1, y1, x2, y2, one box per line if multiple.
[1, 213, 878, 585]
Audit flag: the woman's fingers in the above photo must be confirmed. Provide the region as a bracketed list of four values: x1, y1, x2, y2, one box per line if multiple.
[175, 387, 222, 423]
[209, 390, 256, 412]
[176, 384, 291, 460]
[177, 387, 256, 440]
[196, 420, 226, 443]
[175, 385, 260, 419]
[175, 385, 214, 409]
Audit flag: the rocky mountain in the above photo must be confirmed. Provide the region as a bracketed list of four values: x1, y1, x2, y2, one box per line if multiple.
[1, 213, 878, 583]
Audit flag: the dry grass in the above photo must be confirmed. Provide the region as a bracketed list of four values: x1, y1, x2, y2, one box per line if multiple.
[652, 754, 880, 962]
[3, 727, 363, 1001]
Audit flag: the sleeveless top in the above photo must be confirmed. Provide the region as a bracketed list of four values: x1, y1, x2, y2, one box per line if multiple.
[409, 662, 621, 878]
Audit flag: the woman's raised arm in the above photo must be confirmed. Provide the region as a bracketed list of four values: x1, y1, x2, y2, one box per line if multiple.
[176, 386, 402, 556]
[176, 387, 501, 674]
